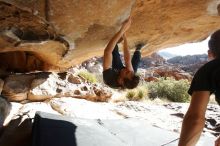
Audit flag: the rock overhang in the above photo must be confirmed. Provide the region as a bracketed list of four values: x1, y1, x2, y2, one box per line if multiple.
[0, 0, 220, 73]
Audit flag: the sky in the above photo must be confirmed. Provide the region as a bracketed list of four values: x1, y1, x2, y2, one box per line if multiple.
[159, 37, 209, 56]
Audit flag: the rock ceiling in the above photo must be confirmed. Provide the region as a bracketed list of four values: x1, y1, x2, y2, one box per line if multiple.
[0, 0, 220, 72]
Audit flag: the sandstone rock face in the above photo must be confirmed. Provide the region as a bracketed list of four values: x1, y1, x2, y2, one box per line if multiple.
[2, 75, 35, 101]
[67, 74, 82, 84]
[28, 73, 61, 101]
[0, 0, 220, 72]
[1, 72, 112, 102]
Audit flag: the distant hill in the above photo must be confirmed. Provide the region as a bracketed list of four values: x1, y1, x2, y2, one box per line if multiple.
[140, 53, 166, 68]
[167, 54, 208, 75]
[167, 54, 208, 65]
[158, 51, 177, 60]
[140, 53, 208, 75]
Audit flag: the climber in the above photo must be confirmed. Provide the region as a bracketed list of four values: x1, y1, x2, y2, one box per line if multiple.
[178, 29, 220, 146]
[102, 17, 144, 89]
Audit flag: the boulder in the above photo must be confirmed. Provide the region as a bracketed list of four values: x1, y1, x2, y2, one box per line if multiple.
[28, 72, 112, 102]
[2, 75, 35, 101]
[28, 72, 69, 101]
[67, 74, 82, 84]
[0, 0, 220, 72]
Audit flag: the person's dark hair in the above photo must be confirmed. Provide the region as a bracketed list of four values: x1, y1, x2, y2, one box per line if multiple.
[123, 75, 140, 89]
[135, 43, 145, 51]
[208, 29, 220, 58]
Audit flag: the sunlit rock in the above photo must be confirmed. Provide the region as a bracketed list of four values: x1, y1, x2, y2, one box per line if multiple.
[0, 0, 220, 72]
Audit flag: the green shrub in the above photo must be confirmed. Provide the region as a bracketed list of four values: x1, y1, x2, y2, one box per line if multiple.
[147, 77, 190, 102]
[78, 71, 97, 83]
[126, 85, 148, 101]
[137, 90, 145, 99]
[126, 90, 136, 100]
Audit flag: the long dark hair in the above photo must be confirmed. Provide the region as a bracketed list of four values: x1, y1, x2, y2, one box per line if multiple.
[123, 75, 140, 89]
[208, 29, 220, 58]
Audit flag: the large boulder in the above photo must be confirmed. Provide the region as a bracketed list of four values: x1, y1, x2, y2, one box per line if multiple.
[29, 72, 112, 102]
[28, 73, 112, 101]
[0, 0, 220, 72]
[0, 72, 112, 102]
[2, 75, 35, 101]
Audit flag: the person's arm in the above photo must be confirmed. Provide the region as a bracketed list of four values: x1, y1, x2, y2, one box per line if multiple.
[103, 18, 131, 70]
[215, 136, 220, 146]
[122, 33, 133, 71]
[178, 91, 210, 146]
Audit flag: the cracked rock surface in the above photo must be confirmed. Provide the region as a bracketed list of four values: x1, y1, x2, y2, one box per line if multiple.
[1, 0, 220, 72]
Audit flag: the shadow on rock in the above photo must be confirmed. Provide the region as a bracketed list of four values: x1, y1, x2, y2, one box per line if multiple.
[0, 116, 32, 146]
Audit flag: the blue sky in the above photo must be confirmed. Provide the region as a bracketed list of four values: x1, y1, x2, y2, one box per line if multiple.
[159, 38, 209, 56]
